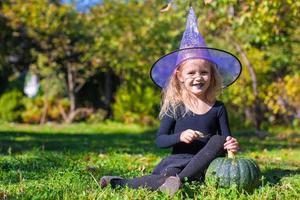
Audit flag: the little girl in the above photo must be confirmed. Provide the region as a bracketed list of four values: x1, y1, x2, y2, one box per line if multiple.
[100, 7, 242, 196]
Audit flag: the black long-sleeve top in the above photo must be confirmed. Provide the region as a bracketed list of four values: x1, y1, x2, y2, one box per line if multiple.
[156, 101, 231, 155]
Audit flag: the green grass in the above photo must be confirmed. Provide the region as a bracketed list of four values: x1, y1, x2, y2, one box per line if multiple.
[0, 122, 299, 199]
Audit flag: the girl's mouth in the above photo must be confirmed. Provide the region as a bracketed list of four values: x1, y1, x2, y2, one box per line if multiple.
[192, 83, 205, 88]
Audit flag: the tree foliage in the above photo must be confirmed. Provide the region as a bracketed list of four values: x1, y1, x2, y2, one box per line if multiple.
[0, 0, 299, 128]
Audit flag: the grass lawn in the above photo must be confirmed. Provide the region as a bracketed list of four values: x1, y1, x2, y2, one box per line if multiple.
[0, 122, 299, 199]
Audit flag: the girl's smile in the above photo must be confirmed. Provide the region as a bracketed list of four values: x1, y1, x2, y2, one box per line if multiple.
[177, 59, 212, 98]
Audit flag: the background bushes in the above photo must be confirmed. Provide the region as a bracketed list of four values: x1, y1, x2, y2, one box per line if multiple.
[0, 0, 299, 130]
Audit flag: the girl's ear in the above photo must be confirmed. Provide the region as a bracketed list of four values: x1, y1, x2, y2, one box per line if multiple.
[176, 70, 184, 83]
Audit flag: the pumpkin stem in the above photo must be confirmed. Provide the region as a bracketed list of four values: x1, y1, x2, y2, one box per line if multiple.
[227, 150, 235, 159]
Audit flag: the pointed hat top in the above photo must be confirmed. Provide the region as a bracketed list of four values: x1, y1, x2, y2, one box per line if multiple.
[180, 7, 207, 49]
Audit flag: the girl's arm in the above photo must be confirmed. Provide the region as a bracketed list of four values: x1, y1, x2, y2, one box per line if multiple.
[217, 103, 231, 137]
[218, 103, 239, 152]
[155, 115, 181, 148]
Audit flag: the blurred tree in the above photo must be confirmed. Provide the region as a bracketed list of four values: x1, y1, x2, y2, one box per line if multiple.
[192, 0, 300, 130]
[0, 0, 299, 128]
[0, 1, 33, 95]
[89, 0, 184, 122]
[264, 74, 300, 127]
[1, 0, 100, 123]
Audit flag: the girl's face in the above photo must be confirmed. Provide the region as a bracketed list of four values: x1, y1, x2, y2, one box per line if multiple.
[176, 59, 212, 97]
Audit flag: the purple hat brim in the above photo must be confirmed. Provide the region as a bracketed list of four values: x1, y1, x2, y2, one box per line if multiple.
[150, 47, 242, 89]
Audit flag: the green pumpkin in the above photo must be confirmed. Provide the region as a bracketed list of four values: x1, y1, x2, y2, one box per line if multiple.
[205, 151, 261, 192]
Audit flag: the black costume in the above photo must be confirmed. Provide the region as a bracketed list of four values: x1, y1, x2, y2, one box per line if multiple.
[112, 101, 231, 190]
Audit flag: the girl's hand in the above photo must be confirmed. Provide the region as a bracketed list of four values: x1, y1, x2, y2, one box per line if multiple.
[224, 136, 239, 153]
[180, 129, 200, 144]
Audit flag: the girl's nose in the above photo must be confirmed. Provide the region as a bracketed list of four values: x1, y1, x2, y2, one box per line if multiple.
[194, 75, 203, 81]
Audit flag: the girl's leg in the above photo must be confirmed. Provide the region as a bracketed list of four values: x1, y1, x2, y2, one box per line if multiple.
[159, 135, 226, 196]
[152, 155, 192, 176]
[111, 167, 182, 190]
[111, 175, 166, 190]
[177, 134, 226, 180]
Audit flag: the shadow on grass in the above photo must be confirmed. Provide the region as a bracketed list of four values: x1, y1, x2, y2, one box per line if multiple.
[0, 130, 161, 155]
[263, 168, 300, 185]
[0, 129, 166, 184]
[1, 129, 299, 155]
[233, 130, 300, 152]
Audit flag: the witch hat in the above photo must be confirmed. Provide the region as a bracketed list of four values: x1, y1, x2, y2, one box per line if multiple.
[150, 7, 242, 89]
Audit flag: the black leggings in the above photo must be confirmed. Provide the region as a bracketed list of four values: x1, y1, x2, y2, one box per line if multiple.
[112, 135, 226, 190]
